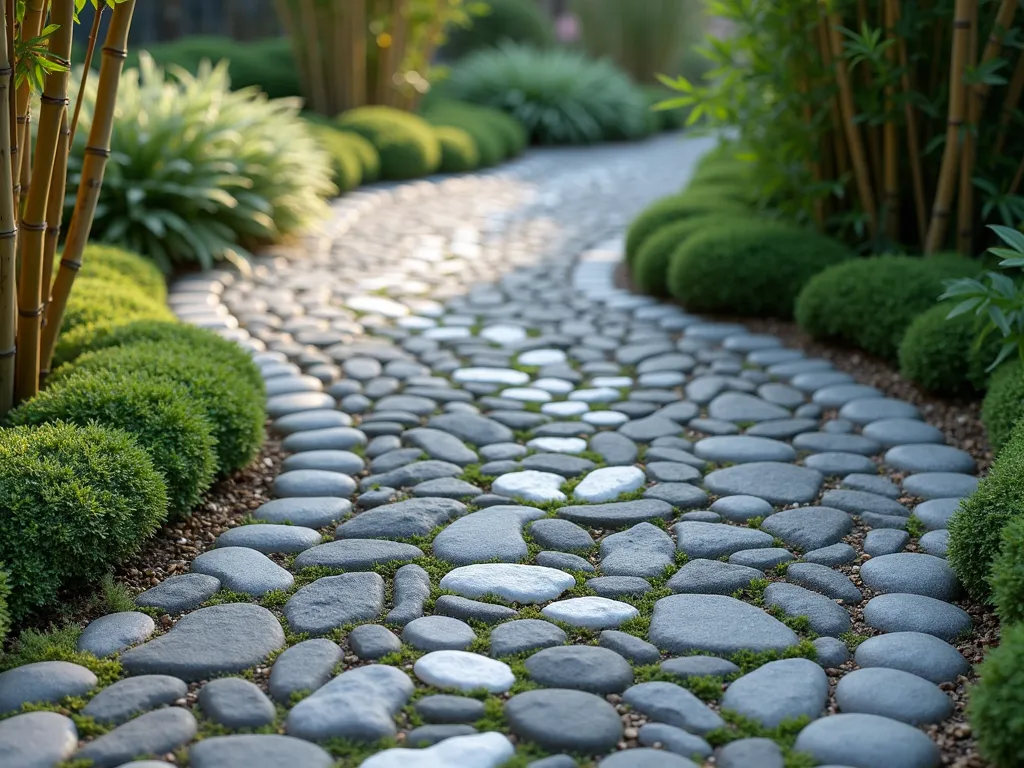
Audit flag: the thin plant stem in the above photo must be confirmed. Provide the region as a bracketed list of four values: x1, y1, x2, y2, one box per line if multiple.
[69, 1, 104, 147]
[957, 0, 979, 255]
[0, 0, 16, 415]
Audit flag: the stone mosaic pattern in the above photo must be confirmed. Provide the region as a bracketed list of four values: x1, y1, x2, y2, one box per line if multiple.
[0, 135, 974, 767]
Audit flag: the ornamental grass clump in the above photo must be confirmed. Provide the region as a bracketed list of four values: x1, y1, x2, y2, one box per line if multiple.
[52, 341, 265, 475]
[68, 54, 335, 271]
[0, 423, 168, 619]
[8, 372, 216, 519]
[444, 44, 651, 146]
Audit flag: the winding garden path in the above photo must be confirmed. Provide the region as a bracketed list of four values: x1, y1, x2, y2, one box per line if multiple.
[0, 134, 981, 767]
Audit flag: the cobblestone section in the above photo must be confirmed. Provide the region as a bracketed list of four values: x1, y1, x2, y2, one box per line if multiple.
[0, 135, 976, 767]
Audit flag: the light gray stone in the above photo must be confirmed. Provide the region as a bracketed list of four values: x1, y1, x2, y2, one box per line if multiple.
[348, 624, 402, 659]
[673, 521, 775, 559]
[82, 675, 187, 725]
[0, 661, 96, 714]
[216, 523, 322, 554]
[269, 639, 342, 703]
[252, 497, 352, 528]
[78, 612, 155, 657]
[0, 711, 77, 767]
[648, 595, 798, 655]
[721, 659, 828, 728]
[794, 713, 941, 768]
[854, 631, 969, 684]
[285, 573, 385, 635]
[188, 734, 333, 768]
[191, 547, 294, 597]
[704, 462, 823, 505]
[863, 593, 971, 641]
[434, 505, 547, 565]
[622, 681, 725, 734]
[74, 707, 197, 768]
[859, 553, 961, 600]
[835, 667, 952, 724]
[134, 572, 221, 614]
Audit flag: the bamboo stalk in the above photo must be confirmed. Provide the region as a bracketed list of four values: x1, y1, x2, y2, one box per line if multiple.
[13, 0, 73, 402]
[882, 0, 899, 241]
[4, 0, 13, 215]
[0, 0, 15, 416]
[274, 0, 313, 108]
[1009, 150, 1024, 197]
[890, 0, 928, 244]
[957, 0, 979, 255]
[993, 48, 1024, 158]
[69, 2, 104, 146]
[925, 0, 974, 254]
[332, 1, 347, 114]
[15, 0, 47, 208]
[41, 0, 136, 378]
[298, 0, 328, 114]
[857, 0, 884, 197]
[976, 0, 1017, 108]
[825, 4, 878, 238]
[350, 0, 366, 109]
[40, 108, 68, 314]
[818, 15, 849, 189]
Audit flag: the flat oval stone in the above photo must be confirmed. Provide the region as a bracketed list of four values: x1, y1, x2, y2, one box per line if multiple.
[360, 732, 514, 768]
[838, 398, 919, 424]
[864, 529, 909, 556]
[541, 597, 639, 629]
[599, 748, 700, 767]
[694, 436, 796, 464]
[335, 497, 466, 540]
[835, 667, 951, 724]
[192, 547, 293, 597]
[820, 490, 909, 518]
[710, 495, 773, 523]
[862, 593, 971, 641]
[505, 689, 622, 754]
[721, 658, 828, 727]
[74, 707, 198, 767]
[529, 519, 594, 553]
[862, 418, 944, 447]
[914, 498, 961, 531]
[77, 612, 155, 657]
[902, 472, 978, 499]
[134, 573, 221, 615]
[415, 694, 486, 724]
[794, 713, 941, 768]
[785, 563, 863, 604]
[559, 499, 674, 527]
[601, 522, 675, 578]
[660, 656, 740, 680]
[414, 651, 515, 693]
[716, 737, 783, 768]
[622, 681, 724, 734]
[433, 506, 547, 565]
[803, 452, 877, 476]
[120, 603, 285, 682]
[859, 553, 961, 600]
[0, 661, 96, 714]
[704, 462, 823, 505]
[253, 497, 352, 528]
[188, 734, 334, 768]
[281, 449, 365, 475]
[403, 616, 476, 651]
[763, 583, 850, 637]
[491, 471, 567, 503]
[574, 466, 646, 503]
[812, 384, 883, 407]
[282, 427, 367, 452]
[759, 506, 852, 551]
[216, 523, 322, 554]
[272, 410, 351, 435]
[638, 723, 713, 761]
[648, 595, 798, 655]
[708, 392, 790, 422]
[0, 711, 78, 766]
[525, 645, 634, 694]
[284, 573, 386, 635]
[793, 432, 881, 455]
[268, 639, 342, 704]
[920, 529, 950, 558]
[884, 444, 976, 474]
[587, 576, 654, 598]
[440, 563, 575, 604]
[666, 559, 763, 595]
[673, 521, 775, 559]
[198, 677, 276, 729]
[295, 539, 422, 570]
[273, 469, 357, 498]
[82, 675, 187, 725]
[349, 624, 402, 659]
[490, 619, 567, 657]
[267, 391, 335, 418]
[854, 632, 970, 684]
[729, 548, 794, 570]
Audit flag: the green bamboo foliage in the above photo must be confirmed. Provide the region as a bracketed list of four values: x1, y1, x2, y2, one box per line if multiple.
[663, 0, 1024, 256]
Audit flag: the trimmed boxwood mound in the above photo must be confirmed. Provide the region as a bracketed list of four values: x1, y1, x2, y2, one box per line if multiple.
[421, 100, 525, 166]
[9, 372, 216, 519]
[948, 417, 1024, 599]
[667, 220, 855, 319]
[625, 193, 749, 265]
[60, 276, 174, 335]
[982, 362, 1024, 452]
[52, 342, 265, 476]
[0, 569, 9, 645]
[898, 302, 999, 396]
[51, 319, 263, 390]
[632, 215, 740, 296]
[992, 515, 1024, 625]
[77, 244, 167, 300]
[434, 125, 480, 173]
[968, 620, 1024, 768]
[336, 106, 441, 180]
[794, 254, 980, 362]
[308, 123, 364, 192]
[0, 423, 168, 618]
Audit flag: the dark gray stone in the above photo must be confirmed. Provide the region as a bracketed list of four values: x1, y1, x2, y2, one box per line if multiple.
[348, 624, 402, 660]
[763, 583, 851, 637]
[587, 576, 653, 598]
[198, 677, 275, 729]
[643, 483, 709, 509]
[525, 645, 633, 694]
[704, 462, 823, 505]
[504, 689, 622, 754]
[335, 498, 467, 539]
[746, 418, 819, 439]
[835, 667, 951, 724]
[415, 694, 486, 724]
[490, 620, 567, 657]
[558, 499, 674, 527]
[667, 559, 763, 595]
[709, 495, 773, 523]
[188, 734, 334, 768]
[813, 637, 851, 669]
[252, 497, 352, 528]
[282, 450, 365, 475]
[838, 398, 919, 425]
[820, 490, 909, 518]
[427, 413, 514, 445]
[74, 707, 197, 768]
[649, 595, 798, 655]
[433, 505, 546, 565]
[672, 521, 774, 559]
[387, 563, 431, 626]
[801, 543, 857, 566]
[285, 664, 414, 741]
[269, 639, 342, 703]
[529, 519, 594, 553]
[522, 453, 596, 477]
[120, 604, 285, 682]
[272, 410, 351, 435]
[794, 713, 941, 768]
[435, 594, 518, 623]
[536, 551, 594, 573]
[708, 392, 790, 423]
[82, 675, 187, 725]
[804, 452, 877, 476]
[812, 384, 883, 407]
[854, 631, 969, 684]
[78, 612, 155, 657]
[404, 724, 478, 747]
[884, 444, 975, 474]
[402, 616, 476, 651]
[902, 473, 979, 500]
[760, 506, 852, 551]
[862, 418, 944, 447]
[914, 498, 961, 531]
[842, 473, 901, 498]
[599, 630, 661, 664]
[216, 524, 322, 554]
[721, 658, 828, 728]
[618, 415, 683, 442]
[135, 573, 221, 614]
[370, 460, 464, 489]
[601, 522, 675, 578]
[786, 563, 862, 604]
[295, 539, 423, 570]
[860, 553, 961, 600]
[622, 681, 725, 734]
[695, 436, 796, 464]
[660, 656, 739, 680]
[729, 548, 794, 570]
[863, 593, 971, 641]
[920, 529, 950, 558]
[638, 723, 712, 760]
[282, 427, 367, 453]
[273, 469, 357, 498]
[717, 737, 784, 768]
[191, 547, 294, 597]
[646, 462, 702, 483]
[412, 478, 484, 499]
[598, 749, 699, 767]
[284, 573, 385, 635]
[793, 432, 881, 456]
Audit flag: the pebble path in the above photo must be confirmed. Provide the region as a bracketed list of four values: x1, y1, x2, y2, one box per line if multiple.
[0, 134, 978, 768]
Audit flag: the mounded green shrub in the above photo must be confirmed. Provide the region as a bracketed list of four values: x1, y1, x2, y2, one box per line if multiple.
[982, 362, 1024, 452]
[308, 123, 363, 192]
[898, 301, 999, 396]
[434, 125, 480, 173]
[336, 130, 381, 183]
[444, 44, 650, 145]
[438, 0, 554, 60]
[948, 417, 1024, 599]
[337, 106, 441, 180]
[422, 101, 508, 167]
[968, 621, 1024, 768]
[625, 192, 748, 265]
[77, 244, 167, 301]
[60, 277, 175, 335]
[667, 220, 855, 318]
[0, 568, 9, 645]
[9, 372, 216, 519]
[992, 515, 1024, 625]
[51, 319, 263, 390]
[52, 342, 265, 476]
[0, 423, 167, 618]
[794, 254, 980, 361]
[632, 215, 739, 296]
